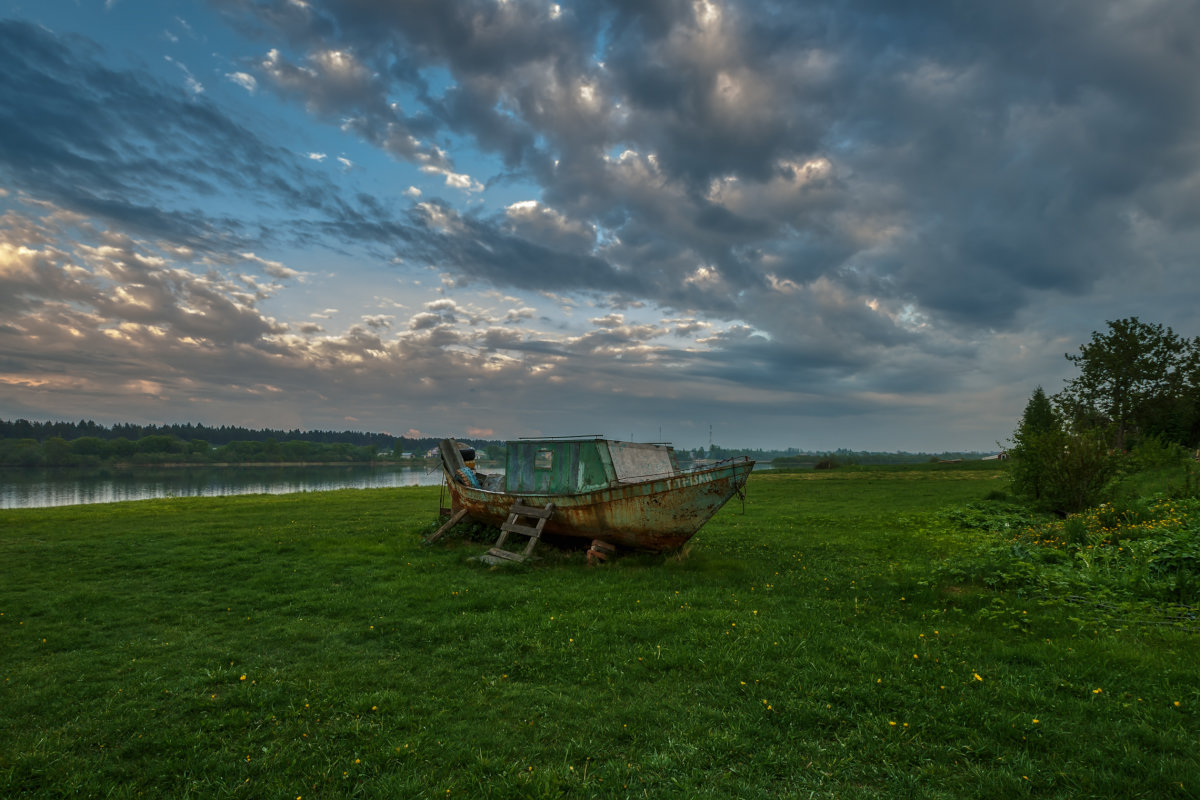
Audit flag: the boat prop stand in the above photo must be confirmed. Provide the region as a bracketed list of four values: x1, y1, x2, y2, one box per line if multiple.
[425, 508, 468, 544]
[480, 502, 555, 565]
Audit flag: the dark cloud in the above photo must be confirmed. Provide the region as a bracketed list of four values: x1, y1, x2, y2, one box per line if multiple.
[402, 200, 642, 294]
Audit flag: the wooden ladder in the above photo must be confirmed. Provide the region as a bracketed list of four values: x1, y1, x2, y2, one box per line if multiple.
[481, 502, 555, 564]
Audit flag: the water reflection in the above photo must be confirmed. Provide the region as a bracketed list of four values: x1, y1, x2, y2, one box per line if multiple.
[0, 464, 453, 509]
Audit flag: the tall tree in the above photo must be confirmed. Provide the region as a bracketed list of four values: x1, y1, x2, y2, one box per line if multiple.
[1020, 386, 1056, 437]
[1008, 386, 1060, 503]
[1056, 317, 1189, 450]
[1137, 334, 1200, 447]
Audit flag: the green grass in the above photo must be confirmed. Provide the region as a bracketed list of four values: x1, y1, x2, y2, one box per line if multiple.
[1, 468, 1197, 798]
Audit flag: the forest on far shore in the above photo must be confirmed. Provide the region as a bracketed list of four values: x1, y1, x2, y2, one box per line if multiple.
[0, 419, 443, 467]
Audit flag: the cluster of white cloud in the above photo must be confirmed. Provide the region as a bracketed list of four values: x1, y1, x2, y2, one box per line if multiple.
[0, 198, 763, 435]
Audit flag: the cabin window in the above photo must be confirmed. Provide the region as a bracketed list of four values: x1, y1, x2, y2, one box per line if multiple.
[535, 449, 554, 470]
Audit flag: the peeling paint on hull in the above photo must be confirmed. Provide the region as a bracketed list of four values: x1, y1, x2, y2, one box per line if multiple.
[443, 458, 754, 552]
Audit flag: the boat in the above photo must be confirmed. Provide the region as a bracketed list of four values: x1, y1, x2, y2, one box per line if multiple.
[435, 436, 754, 553]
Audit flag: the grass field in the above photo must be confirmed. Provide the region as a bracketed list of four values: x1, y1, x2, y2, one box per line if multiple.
[1, 466, 1197, 798]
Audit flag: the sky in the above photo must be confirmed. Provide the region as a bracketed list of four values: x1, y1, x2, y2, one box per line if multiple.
[1, 0, 1198, 452]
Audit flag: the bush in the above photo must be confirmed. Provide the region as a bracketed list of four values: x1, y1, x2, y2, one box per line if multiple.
[0, 439, 44, 467]
[1128, 436, 1190, 470]
[1148, 526, 1200, 603]
[941, 496, 1200, 605]
[42, 437, 73, 466]
[1009, 428, 1116, 515]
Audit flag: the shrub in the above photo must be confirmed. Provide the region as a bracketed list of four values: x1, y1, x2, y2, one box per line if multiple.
[1009, 428, 1116, 514]
[1128, 436, 1190, 470]
[941, 496, 1200, 606]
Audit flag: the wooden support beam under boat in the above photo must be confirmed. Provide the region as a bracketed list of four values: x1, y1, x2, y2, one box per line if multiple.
[425, 508, 468, 543]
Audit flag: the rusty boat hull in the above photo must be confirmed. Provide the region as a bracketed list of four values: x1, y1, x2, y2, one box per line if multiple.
[440, 454, 754, 552]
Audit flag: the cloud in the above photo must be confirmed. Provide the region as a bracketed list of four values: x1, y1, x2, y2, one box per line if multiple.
[504, 306, 535, 323]
[422, 166, 484, 194]
[0, 199, 1080, 449]
[164, 55, 204, 94]
[14, 5, 1200, 352]
[362, 314, 392, 329]
[0, 206, 286, 381]
[504, 200, 595, 252]
[254, 43, 448, 169]
[258, 46, 377, 115]
[238, 252, 302, 280]
[0, 202, 599, 433]
[226, 71, 258, 92]
[222, 1, 1199, 342]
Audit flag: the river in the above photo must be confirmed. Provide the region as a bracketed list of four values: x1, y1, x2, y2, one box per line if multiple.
[0, 464, 453, 510]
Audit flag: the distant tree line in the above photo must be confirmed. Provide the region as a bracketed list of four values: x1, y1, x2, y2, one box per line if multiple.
[0, 419, 403, 449]
[1008, 317, 1200, 513]
[0, 418, 475, 468]
[769, 450, 989, 468]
